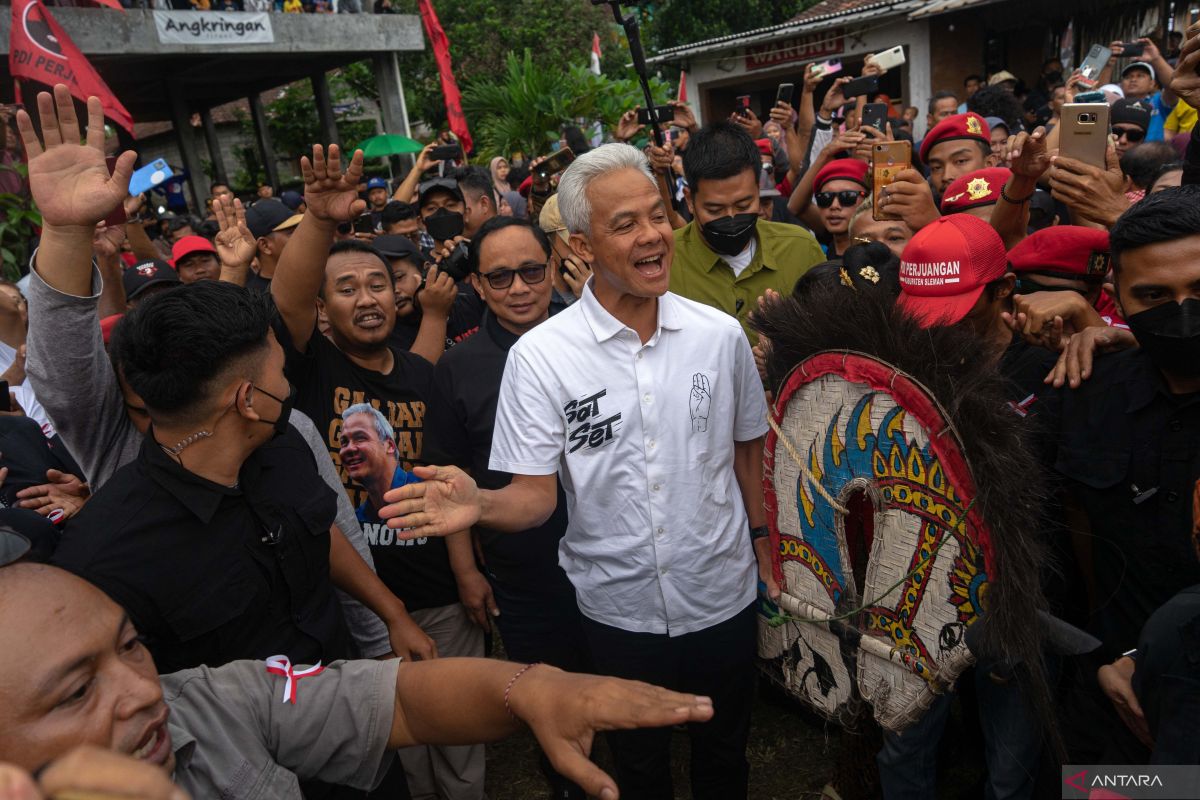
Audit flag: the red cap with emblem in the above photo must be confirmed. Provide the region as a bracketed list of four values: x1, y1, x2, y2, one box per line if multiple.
[897, 214, 1007, 328]
[940, 167, 1012, 213]
[813, 158, 869, 191]
[1007, 226, 1111, 280]
[919, 112, 991, 164]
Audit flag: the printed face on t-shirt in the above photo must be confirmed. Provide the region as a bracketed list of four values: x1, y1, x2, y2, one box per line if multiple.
[338, 412, 397, 487]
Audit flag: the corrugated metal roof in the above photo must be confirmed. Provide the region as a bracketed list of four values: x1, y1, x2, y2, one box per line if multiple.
[648, 0, 921, 63]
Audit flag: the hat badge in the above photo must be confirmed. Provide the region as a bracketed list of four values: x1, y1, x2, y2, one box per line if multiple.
[1088, 251, 1111, 277]
[136, 265, 157, 277]
[966, 177, 991, 200]
[966, 115, 983, 135]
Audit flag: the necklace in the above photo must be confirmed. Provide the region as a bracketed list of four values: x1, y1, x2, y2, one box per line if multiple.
[159, 429, 213, 456]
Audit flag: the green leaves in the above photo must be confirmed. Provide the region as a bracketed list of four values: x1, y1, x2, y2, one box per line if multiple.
[463, 49, 670, 159]
[0, 166, 41, 281]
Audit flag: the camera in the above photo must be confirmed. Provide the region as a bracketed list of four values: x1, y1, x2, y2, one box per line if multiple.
[440, 242, 472, 282]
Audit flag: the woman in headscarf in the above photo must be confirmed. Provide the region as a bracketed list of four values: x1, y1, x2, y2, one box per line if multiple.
[490, 156, 512, 194]
[499, 190, 527, 219]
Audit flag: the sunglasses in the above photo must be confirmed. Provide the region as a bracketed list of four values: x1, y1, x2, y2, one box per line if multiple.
[479, 263, 548, 290]
[815, 190, 866, 208]
[1112, 126, 1146, 142]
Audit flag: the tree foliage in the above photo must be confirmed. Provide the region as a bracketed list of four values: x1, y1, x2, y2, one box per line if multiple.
[463, 49, 670, 160]
[640, 0, 802, 53]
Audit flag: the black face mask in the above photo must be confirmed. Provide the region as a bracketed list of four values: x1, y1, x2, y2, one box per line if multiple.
[700, 212, 758, 257]
[254, 384, 296, 437]
[1126, 298, 1200, 379]
[423, 208, 464, 242]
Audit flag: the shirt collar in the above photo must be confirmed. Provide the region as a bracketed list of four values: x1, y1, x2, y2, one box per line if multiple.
[578, 279, 682, 344]
[142, 435, 242, 523]
[1122, 349, 1200, 413]
[483, 309, 520, 351]
[682, 223, 772, 275]
[168, 720, 198, 773]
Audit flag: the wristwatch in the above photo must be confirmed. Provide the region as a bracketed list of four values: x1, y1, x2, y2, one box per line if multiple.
[749, 524, 771, 541]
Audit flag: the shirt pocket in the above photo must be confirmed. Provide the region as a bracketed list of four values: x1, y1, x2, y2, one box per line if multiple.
[162, 560, 260, 643]
[1055, 446, 1130, 491]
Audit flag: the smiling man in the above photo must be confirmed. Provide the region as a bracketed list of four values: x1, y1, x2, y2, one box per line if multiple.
[920, 112, 996, 194]
[668, 122, 822, 341]
[0, 563, 716, 800]
[377, 143, 774, 799]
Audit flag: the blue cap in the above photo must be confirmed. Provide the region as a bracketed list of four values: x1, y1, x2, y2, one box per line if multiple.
[367, 177, 388, 190]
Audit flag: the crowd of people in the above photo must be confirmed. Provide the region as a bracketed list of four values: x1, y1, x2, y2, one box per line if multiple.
[1, 18, 1200, 800]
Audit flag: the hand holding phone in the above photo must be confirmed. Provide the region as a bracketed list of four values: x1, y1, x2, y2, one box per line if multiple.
[872, 141, 911, 221]
[429, 144, 462, 162]
[842, 75, 879, 99]
[860, 103, 889, 136]
[1117, 41, 1146, 58]
[535, 147, 576, 179]
[636, 105, 675, 126]
[736, 95, 752, 117]
[775, 83, 795, 106]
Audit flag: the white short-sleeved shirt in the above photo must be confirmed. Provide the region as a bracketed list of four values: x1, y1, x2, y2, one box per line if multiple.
[490, 282, 769, 636]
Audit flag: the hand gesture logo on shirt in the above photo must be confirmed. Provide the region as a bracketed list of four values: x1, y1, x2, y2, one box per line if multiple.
[690, 373, 711, 433]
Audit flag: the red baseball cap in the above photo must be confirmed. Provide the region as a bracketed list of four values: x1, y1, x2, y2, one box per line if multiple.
[898, 215, 1007, 328]
[813, 158, 869, 191]
[171, 235, 217, 267]
[940, 167, 1012, 213]
[754, 138, 774, 158]
[919, 112, 991, 164]
[1007, 226, 1111, 280]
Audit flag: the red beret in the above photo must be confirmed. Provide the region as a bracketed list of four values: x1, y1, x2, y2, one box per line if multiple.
[813, 158, 869, 191]
[940, 167, 1011, 213]
[919, 112, 991, 164]
[755, 138, 774, 158]
[1007, 226, 1111, 279]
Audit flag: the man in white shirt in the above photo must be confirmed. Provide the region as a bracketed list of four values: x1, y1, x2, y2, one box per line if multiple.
[381, 143, 774, 799]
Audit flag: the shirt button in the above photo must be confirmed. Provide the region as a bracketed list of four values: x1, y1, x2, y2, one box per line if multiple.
[649, 439, 656, 448]
[637, 351, 643, 360]
[643, 394, 652, 404]
[656, 526, 664, 538]
[659, 566, 668, 576]
[653, 483, 661, 492]
[1166, 490, 1180, 502]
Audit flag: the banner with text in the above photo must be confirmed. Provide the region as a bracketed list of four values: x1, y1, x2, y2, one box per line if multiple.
[745, 28, 845, 71]
[153, 11, 274, 45]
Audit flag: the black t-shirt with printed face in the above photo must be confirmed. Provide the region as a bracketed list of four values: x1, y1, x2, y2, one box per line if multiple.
[276, 322, 436, 510]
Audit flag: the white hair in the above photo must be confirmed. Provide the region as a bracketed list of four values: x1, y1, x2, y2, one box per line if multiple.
[342, 402, 394, 446]
[556, 143, 657, 236]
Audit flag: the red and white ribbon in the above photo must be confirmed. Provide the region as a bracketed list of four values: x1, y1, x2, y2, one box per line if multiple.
[264, 655, 325, 704]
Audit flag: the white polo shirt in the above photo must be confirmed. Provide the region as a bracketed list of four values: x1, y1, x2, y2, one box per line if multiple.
[490, 282, 768, 636]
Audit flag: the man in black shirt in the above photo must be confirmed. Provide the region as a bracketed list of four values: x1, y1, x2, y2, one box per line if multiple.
[53, 282, 435, 670]
[271, 146, 443, 506]
[243, 198, 302, 293]
[424, 216, 590, 799]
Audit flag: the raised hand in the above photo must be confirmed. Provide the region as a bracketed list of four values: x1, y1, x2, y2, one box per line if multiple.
[92, 222, 127, 260]
[1048, 144, 1128, 228]
[299, 144, 366, 223]
[1170, 23, 1200, 110]
[416, 265, 456, 319]
[644, 139, 675, 173]
[669, 100, 698, 133]
[615, 109, 645, 143]
[690, 373, 711, 433]
[507, 666, 713, 800]
[212, 195, 257, 269]
[381, 464, 483, 537]
[16, 85, 136, 230]
[1005, 126, 1051, 179]
[730, 108, 764, 139]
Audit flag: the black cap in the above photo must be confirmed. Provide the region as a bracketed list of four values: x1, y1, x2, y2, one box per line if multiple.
[417, 177, 464, 208]
[123, 259, 181, 300]
[245, 198, 303, 239]
[1111, 98, 1152, 131]
[373, 235, 425, 265]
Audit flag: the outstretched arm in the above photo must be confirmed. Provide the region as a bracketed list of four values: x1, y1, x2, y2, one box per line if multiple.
[271, 145, 366, 352]
[389, 659, 714, 799]
[380, 466, 557, 538]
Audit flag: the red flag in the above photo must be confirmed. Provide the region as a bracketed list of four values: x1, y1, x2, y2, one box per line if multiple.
[590, 32, 602, 76]
[416, 0, 472, 154]
[87, 0, 126, 10]
[677, 70, 688, 104]
[8, 0, 133, 134]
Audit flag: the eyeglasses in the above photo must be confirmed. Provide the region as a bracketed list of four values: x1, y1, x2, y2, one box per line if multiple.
[814, 190, 866, 208]
[1112, 126, 1146, 142]
[479, 262, 548, 290]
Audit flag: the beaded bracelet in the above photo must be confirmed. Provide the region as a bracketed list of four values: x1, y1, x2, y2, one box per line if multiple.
[504, 662, 541, 721]
[1000, 183, 1035, 204]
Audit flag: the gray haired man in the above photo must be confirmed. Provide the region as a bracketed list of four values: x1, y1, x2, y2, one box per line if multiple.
[379, 144, 773, 799]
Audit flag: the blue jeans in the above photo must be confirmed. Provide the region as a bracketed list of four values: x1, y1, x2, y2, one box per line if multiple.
[877, 659, 1043, 800]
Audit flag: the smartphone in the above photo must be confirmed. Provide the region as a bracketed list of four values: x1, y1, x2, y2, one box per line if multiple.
[430, 144, 462, 162]
[1059, 103, 1111, 169]
[811, 59, 843, 79]
[536, 147, 576, 178]
[872, 141, 911, 221]
[636, 105, 674, 126]
[128, 159, 173, 197]
[1118, 41, 1146, 58]
[0, 382, 11, 413]
[103, 156, 128, 228]
[1078, 44, 1112, 81]
[353, 214, 376, 235]
[776, 83, 795, 106]
[861, 102, 889, 134]
[870, 45, 906, 71]
[1073, 90, 1107, 103]
[842, 75, 880, 98]
[736, 95, 752, 117]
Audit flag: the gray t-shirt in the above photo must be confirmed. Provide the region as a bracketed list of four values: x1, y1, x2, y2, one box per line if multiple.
[164, 658, 397, 798]
[24, 266, 391, 657]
